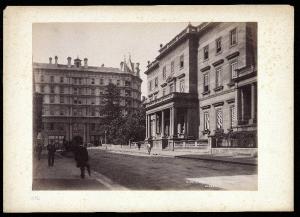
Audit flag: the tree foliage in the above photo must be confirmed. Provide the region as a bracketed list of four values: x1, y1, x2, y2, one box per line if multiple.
[100, 83, 145, 145]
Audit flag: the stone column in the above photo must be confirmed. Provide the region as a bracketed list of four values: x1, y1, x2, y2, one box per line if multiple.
[241, 88, 245, 122]
[250, 83, 256, 123]
[161, 110, 165, 137]
[148, 114, 151, 138]
[145, 115, 148, 139]
[235, 88, 240, 126]
[173, 107, 177, 138]
[170, 108, 173, 137]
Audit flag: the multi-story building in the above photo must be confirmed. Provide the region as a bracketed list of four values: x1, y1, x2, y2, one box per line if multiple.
[144, 22, 257, 153]
[33, 56, 142, 147]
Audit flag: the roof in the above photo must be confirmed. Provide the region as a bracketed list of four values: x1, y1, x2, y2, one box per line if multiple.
[33, 62, 126, 74]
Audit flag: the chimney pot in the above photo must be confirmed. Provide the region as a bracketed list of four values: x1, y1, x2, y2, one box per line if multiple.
[54, 56, 58, 64]
[67, 57, 72, 67]
[84, 58, 88, 68]
[49, 57, 52, 64]
[101, 64, 104, 67]
[160, 44, 163, 48]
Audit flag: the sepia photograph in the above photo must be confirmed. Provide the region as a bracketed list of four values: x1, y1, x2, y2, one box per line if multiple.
[32, 22, 258, 191]
[4, 6, 293, 212]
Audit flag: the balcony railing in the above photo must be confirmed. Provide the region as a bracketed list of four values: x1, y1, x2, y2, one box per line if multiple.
[145, 92, 198, 109]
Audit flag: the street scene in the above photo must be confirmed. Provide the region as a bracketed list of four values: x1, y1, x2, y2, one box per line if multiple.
[33, 146, 257, 190]
[32, 22, 257, 191]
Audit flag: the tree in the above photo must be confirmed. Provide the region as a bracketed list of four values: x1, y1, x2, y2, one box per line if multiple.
[101, 83, 123, 144]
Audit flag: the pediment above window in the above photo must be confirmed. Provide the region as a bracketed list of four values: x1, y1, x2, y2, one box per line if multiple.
[226, 51, 240, 60]
[212, 59, 224, 67]
[200, 65, 211, 72]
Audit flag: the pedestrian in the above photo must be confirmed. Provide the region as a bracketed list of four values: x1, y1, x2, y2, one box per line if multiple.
[74, 138, 91, 179]
[47, 143, 56, 167]
[36, 142, 43, 160]
[137, 142, 141, 150]
[147, 137, 153, 155]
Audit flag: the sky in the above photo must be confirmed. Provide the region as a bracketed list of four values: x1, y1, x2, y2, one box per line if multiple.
[33, 22, 200, 97]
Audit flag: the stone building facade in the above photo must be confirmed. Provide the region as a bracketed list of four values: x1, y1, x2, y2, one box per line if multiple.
[33, 56, 142, 147]
[144, 22, 257, 152]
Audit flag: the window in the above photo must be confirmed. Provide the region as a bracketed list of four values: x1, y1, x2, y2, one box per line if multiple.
[60, 87, 64, 94]
[230, 28, 237, 46]
[163, 66, 166, 80]
[180, 55, 184, 68]
[204, 45, 209, 60]
[73, 109, 77, 116]
[117, 80, 120, 86]
[50, 95, 55, 103]
[41, 75, 44, 82]
[216, 37, 222, 53]
[91, 98, 95, 104]
[50, 86, 55, 93]
[100, 78, 104, 85]
[215, 67, 222, 87]
[79, 78, 82, 85]
[154, 77, 158, 88]
[169, 83, 174, 93]
[91, 78, 95, 84]
[203, 73, 209, 92]
[204, 112, 210, 130]
[90, 123, 96, 131]
[171, 61, 174, 74]
[60, 77, 64, 83]
[180, 79, 185, 92]
[162, 87, 166, 96]
[40, 85, 44, 93]
[109, 79, 112, 84]
[230, 60, 238, 79]
[50, 123, 54, 130]
[91, 88, 95, 95]
[74, 87, 78, 95]
[60, 109, 64, 116]
[73, 97, 77, 104]
[216, 108, 223, 129]
[50, 76, 54, 83]
[230, 106, 235, 128]
[125, 81, 131, 87]
[60, 96, 64, 104]
[91, 108, 95, 116]
[149, 81, 152, 91]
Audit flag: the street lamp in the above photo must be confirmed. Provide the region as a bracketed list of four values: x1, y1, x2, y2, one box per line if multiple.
[105, 130, 107, 150]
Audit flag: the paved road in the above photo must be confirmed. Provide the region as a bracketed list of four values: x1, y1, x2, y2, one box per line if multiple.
[88, 150, 257, 190]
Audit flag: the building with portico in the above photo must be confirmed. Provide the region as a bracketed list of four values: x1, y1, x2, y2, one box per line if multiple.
[144, 22, 257, 153]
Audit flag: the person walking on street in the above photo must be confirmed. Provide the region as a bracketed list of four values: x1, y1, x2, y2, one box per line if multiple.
[137, 142, 141, 150]
[36, 142, 43, 160]
[47, 143, 56, 167]
[74, 138, 91, 179]
[147, 137, 153, 155]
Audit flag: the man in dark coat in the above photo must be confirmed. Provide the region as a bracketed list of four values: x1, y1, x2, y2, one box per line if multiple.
[47, 143, 56, 167]
[74, 142, 91, 179]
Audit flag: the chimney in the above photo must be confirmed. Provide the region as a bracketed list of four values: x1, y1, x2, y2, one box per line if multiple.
[120, 61, 124, 70]
[67, 57, 72, 67]
[84, 58, 88, 68]
[54, 56, 58, 65]
[49, 57, 52, 64]
[101, 64, 104, 67]
[135, 63, 140, 77]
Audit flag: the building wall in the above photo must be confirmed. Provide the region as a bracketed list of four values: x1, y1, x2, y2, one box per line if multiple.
[197, 22, 254, 140]
[147, 38, 196, 100]
[34, 62, 142, 146]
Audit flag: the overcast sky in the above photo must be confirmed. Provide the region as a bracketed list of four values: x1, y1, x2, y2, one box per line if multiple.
[33, 22, 200, 97]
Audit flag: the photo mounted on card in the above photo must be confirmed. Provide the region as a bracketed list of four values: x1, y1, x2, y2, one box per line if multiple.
[3, 5, 293, 212]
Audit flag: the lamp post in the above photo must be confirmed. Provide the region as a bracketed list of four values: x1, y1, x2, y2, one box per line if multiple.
[105, 130, 107, 150]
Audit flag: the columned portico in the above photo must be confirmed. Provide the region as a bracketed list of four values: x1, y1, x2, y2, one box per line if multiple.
[145, 92, 199, 150]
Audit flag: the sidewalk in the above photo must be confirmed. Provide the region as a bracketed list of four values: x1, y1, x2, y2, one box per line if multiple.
[88, 146, 257, 166]
[33, 152, 128, 190]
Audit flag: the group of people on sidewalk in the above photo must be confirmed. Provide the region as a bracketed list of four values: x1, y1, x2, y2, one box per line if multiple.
[35, 137, 91, 179]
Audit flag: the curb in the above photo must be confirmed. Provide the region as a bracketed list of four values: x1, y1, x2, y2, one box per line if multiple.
[174, 155, 257, 166]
